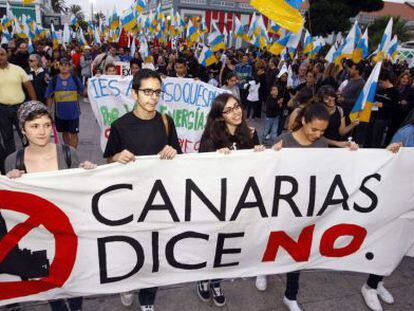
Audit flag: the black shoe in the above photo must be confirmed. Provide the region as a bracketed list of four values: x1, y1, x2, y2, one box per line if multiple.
[197, 281, 210, 302]
[210, 283, 226, 307]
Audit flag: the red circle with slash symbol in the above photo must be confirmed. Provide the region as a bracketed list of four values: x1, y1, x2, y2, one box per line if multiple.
[0, 190, 77, 301]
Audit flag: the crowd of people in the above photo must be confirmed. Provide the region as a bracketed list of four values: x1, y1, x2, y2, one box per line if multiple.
[1, 35, 414, 311]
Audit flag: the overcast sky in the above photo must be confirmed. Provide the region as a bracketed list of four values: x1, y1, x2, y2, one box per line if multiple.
[66, 0, 408, 19]
[66, 0, 131, 17]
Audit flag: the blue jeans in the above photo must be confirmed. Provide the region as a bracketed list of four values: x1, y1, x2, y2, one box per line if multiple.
[262, 117, 280, 144]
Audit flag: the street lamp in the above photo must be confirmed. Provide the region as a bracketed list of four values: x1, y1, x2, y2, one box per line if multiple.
[90, 0, 95, 24]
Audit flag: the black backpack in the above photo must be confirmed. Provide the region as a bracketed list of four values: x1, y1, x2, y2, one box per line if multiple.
[15, 145, 72, 172]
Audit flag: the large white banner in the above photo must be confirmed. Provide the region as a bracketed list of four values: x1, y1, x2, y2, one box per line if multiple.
[88, 76, 226, 153]
[1, 149, 414, 306]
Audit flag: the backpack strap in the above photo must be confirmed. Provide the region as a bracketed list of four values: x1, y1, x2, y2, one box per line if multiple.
[51, 75, 58, 96]
[71, 74, 82, 94]
[98, 54, 108, 71]
[161, 114, 169, 139]
[62, 144, 72, 168]
[15, 149, 26, 172]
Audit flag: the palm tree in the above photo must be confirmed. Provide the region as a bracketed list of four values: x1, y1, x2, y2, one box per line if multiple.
[50, 0, 68, 14]
[69, 4, 85, 22]
[94, 11, 106, 25]
[369, 15, 411, 50]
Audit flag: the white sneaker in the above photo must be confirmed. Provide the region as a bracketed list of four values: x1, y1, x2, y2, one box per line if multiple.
[361, 283, 383, 311]
[283, 296, 302, 311]
[377, 282, 394, 304]
[120, 292, 134, 307]
[255, 275, 267, 291]
[140, 305, 154, 311]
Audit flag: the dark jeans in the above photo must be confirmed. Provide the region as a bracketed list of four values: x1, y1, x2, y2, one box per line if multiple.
[138, 287, 157, 306]
[351, 122, 367, 146]
[0, 104, 22, 156]
[49, 297, 83, 311]
[254, 101, 262, 119]
[0, 141, 6, 175]
[278, 114, 288, 136]
[285, 271, 300, 300]
[246, 100, 258, 119]
[365, 118, 390, 148]
[367, 274, 384, 289]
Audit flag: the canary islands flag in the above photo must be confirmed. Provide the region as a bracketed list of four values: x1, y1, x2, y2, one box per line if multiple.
[349, 61, 382, 123]
[208, 31, 226, 52]
[353, 28, 369, 63]
[269, 33, 291, 56]
[135, 0, 146, 13]
[121, 9, 136, 32]
[186, 20, 200, 46]
[198, 45, 217, 67]
[387, 35, 399, 61]
[250, 0, 304, 34]
[303, 29, 313, 54]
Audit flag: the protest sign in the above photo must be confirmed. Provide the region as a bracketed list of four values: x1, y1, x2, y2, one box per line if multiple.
[1, 148, 414, 306]
[88, 76, 227, 153]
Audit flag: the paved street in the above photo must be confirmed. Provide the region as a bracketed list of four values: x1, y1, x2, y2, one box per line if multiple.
[3, 99, 414, 311]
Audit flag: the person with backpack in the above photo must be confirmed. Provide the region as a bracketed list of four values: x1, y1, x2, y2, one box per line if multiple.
[45, 57, 86, 149]
[4, 100, 96, 311]
[104, 69, 182, 311]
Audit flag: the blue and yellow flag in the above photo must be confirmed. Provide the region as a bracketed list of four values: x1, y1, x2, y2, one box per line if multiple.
[269, 33, 291, 56]
[250, 0, 304, 34]
[208, 31, 226, 52]
[2, 16, 12, 29]
[268, 20, 283, 36]
[70, 15, 78, 28]
[78, 28, 88, 48]
[121, 9, 137, 32]
[110, 9, 120, 30]
[234, 16, 250, 43]
[186, 20, 200, 46]
[135, 0, 146, 14]
[198, 45, 217, 67]
[374, 18, 393, 63]
[387, 35, 399, 61]
[353, 28, 369, 63]
[303, 29, 313, 54]
[51, 24, 59, 49]
[349, 62, 382, 123]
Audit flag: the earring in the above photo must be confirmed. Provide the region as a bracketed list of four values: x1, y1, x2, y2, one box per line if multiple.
[22, 135, 28, 146]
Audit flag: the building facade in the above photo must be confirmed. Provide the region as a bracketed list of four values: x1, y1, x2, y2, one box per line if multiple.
[146, 0, 258, 32]
[0, 0, 52, 24]
[357, 1, 414, 29]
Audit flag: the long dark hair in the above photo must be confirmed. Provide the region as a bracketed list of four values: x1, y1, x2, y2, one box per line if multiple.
[290, 87, 315, 131]
[291, 104, 330, 132]
[202, 93, 254, 149]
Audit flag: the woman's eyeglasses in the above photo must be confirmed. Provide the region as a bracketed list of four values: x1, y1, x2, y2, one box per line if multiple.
[222, 103, 241, 115]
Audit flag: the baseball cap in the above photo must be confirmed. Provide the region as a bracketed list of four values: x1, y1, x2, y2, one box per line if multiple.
[60, 57, 71, 65]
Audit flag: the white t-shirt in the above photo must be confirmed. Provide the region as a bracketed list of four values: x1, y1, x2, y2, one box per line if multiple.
[245, 80, 260, 102]
[142, 62, 155, 70]
[208, 78, 219, 87]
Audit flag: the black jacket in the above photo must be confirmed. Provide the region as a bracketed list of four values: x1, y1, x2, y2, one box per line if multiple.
[30, 69, 48, 104]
